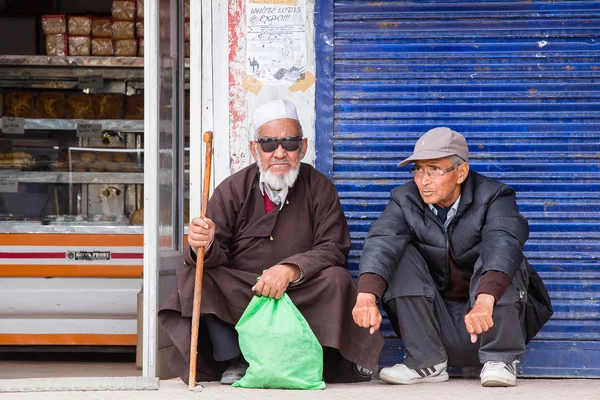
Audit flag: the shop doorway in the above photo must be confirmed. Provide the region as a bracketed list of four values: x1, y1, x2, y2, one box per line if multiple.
[0, 0, 188, 389]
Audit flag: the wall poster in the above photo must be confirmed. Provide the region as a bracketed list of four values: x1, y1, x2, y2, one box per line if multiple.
[246, 0, 307, 85]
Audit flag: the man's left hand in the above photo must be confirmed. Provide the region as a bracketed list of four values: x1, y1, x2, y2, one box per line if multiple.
[252, 264, 301, 299]
[464, 293, 495, 343]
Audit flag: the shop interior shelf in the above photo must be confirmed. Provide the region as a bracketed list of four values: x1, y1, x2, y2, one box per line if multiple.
[0, 55, 189, 68]
[0, 118, 192, 133]
[0, 171, 144, 184]
[0, 55, 190, 87]
[0, 118, 144, 131]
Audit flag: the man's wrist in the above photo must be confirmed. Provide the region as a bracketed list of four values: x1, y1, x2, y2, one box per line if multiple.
[284, 264, 301, 282]
[357, 292, 377, 303]
[476, 293, 495, 306]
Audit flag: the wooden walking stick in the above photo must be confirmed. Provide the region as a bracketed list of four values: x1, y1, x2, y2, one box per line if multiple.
[188, 131, 213, 391]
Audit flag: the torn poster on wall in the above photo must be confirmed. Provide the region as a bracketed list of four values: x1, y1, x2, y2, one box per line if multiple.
[246, 0, 306, 85]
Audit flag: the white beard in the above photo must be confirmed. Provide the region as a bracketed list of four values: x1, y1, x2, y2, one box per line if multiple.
[254, 149, 302, 191]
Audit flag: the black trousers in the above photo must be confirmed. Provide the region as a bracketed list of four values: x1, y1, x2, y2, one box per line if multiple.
[202, 314, 242, 362]
[382, 244, 529, 369]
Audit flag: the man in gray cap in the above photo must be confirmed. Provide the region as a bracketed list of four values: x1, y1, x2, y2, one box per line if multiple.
[352, 127, 552, 387]
[159, 99, 383, 386]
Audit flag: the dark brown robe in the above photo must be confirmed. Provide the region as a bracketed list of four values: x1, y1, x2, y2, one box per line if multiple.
[158, 162, 384, 384]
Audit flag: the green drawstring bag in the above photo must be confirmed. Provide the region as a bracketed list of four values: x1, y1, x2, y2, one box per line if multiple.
[232, 293, 326, 390]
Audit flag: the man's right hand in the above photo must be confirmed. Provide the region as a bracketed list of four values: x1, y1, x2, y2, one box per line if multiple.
[188, 217, 215, 252]
[352, 292, 382, 334]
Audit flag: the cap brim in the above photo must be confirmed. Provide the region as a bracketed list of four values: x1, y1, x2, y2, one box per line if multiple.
[397, 150, 456, 167]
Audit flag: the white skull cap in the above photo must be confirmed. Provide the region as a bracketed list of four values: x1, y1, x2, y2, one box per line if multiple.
[251, 99, 300, 134]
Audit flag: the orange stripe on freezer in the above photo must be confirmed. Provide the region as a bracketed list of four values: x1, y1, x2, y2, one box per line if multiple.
[0, 234, 143, 247]
[0, 265, 143, 278]
[0, 334, 136, 346]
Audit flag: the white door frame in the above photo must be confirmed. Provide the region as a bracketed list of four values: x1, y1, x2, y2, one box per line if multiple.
[142, 0, 160, 378]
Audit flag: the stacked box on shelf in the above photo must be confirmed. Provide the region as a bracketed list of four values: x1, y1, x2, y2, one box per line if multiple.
[68, 16, 92, 56]
[92, 17, 113, 56]
[136, 0, 144, 56]
[113, 0, 137, 56]
[185, 0, 190, 57]
[42, 15, 67, 56]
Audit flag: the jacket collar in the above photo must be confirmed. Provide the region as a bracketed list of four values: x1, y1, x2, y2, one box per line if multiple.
[406, 171, 475, 218]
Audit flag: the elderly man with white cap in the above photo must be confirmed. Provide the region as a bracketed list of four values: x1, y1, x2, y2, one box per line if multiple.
[159, 99, 384, 386]
[352, 127, 552, 387]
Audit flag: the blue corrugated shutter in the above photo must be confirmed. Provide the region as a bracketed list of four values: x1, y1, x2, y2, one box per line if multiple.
[316, 0, 600, 377]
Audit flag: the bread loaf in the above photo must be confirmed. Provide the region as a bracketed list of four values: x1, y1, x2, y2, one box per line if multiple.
[95, 93, 124, 119]
[35, 92, 66, 119]
[72, 161, 88, 172]
[124, 94, 143, 119]
[42, 15, 66, 34]
[184, 19, 190, 42]
[138, 38, 144, 57]
[112, 0, 136, 21]
[68, 36, 91, 56]
[66, 93, 95, 119]
[96, 152, 113, 162]
[114, 39, 137, 56]
[0, 151, 33, 161]
[103, 164, 121, 172]
[185, 41, 190, 58]
[68, 16, 92, 35]
[0, 152, 34, 169]
[136, 21, 144, 38]
[137, 0, 144, 19]
[58, 149, 80, 162]
[113, 152, 130, 163]
[5, 92, 34, 118]
[122, 162, 139, 172]
[112, 20, 135, 39]
[46, 34, 68, 56]
[92, 17, 113, 37]
[92, 38, 114, 56]
[79, 152, 97, 163]
[53, 161, 69, 172]
[88, 163, 105, 172]
[131, 208, 144, 225]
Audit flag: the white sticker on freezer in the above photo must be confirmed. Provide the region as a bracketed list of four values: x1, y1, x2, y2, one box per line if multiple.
[1, 117, 25, 134]
[76, 123, 103, 138]
[0, 180, 18, 193]
[78, 76, 104, 89]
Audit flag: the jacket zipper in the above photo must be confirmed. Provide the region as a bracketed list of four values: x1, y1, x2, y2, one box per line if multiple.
[424, 209, 451, 290]
[443, 227, 450, 290]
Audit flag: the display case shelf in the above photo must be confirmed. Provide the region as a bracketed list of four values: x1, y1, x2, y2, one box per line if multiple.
[0, 55, 145, 68]
[0, 118, 144, 132]
[0, 56, 189, 88]
[0, 171, 144, 184]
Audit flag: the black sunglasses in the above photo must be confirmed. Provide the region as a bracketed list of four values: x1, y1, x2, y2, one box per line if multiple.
[256, 136, 303, 153]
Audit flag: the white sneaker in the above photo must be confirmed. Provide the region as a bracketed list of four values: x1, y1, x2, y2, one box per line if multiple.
[480, 360, 518, 387]
[379, 360, 449, 385]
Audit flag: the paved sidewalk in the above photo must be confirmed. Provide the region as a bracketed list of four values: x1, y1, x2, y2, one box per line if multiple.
[1, 378, 599, 400]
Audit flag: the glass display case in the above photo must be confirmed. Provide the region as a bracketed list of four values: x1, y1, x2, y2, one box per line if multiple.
[0, 56, 147, 235]
[0, 126, 145, 232]
[0, 56, 188, 347]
